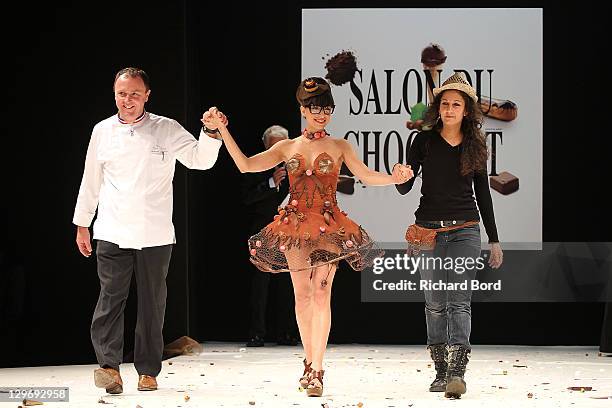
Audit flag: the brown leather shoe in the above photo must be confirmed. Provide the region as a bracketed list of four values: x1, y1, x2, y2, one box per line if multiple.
[137, 374, 158, 391]
[94, 368, 123, 394]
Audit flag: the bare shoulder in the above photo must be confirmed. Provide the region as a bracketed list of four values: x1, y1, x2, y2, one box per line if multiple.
[333, 138, 352, 150]
[270, 138, 297, 162]
[271, 138, 295, 151]
[279, 138, 296, 146]
[333, 138, 354, 156]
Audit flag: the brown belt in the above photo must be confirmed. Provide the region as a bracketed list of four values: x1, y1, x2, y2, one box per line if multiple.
[416, 220, 477, 228]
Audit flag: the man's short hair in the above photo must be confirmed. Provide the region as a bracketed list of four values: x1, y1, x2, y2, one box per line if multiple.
[114, 67, 150, 91]
[262, 125, 289, 144]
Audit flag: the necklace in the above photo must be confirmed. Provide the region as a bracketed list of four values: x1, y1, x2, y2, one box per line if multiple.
[302, 128, 329, 140]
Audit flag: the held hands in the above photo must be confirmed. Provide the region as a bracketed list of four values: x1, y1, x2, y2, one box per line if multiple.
[489, 243, 503, 269]
[201, 106, 228, 134]
[392, 163, 414, 184]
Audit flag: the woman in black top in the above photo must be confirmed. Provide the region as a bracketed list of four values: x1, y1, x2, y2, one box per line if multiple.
[396, 72, 503, 398]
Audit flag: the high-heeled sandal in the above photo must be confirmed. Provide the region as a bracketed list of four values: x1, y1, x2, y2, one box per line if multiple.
[306, 369, 324, 397]
[299, 359, 313, 388]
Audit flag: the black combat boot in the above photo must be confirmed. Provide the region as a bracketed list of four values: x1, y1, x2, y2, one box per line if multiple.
[445, 344, 470, 398]
[427, 343, 448, 392]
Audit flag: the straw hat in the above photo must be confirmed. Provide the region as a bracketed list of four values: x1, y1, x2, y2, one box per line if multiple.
[433, 72, 478, 103]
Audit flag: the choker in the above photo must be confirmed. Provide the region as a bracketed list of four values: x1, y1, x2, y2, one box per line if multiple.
[302, 128, 329, 140]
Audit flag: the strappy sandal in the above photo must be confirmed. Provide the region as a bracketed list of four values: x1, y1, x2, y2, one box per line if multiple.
[299, 358, 313, 388]
[306, 369, 324, 397]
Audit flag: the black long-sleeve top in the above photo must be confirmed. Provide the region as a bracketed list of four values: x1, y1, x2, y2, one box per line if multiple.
[396, 130, 499, 243]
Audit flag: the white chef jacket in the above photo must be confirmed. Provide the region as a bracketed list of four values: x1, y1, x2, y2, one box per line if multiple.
[73, 112, 222, 249]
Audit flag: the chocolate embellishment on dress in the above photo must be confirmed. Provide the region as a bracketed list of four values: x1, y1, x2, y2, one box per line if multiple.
[286, 157, 300, 174]
[318, 157, 333, 174]
[323, 211, 331, 225]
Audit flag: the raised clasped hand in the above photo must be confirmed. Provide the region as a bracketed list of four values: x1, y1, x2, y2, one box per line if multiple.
[392, 163, 414, 184]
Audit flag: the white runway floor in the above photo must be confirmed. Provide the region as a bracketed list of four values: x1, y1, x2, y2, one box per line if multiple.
[1, 343, 611, 407]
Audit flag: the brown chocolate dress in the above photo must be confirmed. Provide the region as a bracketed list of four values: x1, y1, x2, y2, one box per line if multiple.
[248, 152, 383, 278]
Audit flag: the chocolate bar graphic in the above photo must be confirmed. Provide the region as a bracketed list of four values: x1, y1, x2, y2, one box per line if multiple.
[479, 96, 518, 121]
[490, 171, 519, 195]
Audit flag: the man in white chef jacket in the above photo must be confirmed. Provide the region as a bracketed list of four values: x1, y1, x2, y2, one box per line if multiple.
[73, 67, 225, 394]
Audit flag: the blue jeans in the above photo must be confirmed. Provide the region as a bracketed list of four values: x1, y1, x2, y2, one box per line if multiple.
[418, 223, 481, 347]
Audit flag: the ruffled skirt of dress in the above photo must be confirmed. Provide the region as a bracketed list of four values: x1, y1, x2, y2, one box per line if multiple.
[247, 206, 384, 273]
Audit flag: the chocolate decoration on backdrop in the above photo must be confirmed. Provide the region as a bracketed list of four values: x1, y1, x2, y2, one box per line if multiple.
[421, 43, 447, 67]
[324, 50, 358, 86]
[490, 171, 519, 195]
[480, 95, 518, 121]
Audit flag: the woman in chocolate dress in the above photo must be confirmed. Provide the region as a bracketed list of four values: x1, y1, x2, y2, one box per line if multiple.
[396, 72, 503, 398]
[204, 77, 412, 397]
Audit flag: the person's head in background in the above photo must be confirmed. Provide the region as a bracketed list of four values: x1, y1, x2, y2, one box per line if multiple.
[262, 125, 289, 150]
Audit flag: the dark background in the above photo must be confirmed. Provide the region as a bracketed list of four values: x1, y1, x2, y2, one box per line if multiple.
[0, 1, 607, 367]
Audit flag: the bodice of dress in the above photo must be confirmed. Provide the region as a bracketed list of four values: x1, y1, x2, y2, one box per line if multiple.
[285, 152, 339, 211]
